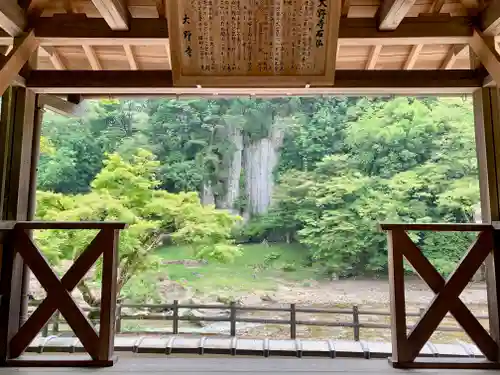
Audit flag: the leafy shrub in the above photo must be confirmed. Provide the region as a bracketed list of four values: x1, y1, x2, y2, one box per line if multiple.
[282, 262, 297, 272]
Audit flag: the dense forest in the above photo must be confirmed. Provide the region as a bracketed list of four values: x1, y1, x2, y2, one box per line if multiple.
[37, 96, 479, 295]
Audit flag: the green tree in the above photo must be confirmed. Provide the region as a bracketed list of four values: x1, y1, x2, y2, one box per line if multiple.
[36, 149, 241, 306]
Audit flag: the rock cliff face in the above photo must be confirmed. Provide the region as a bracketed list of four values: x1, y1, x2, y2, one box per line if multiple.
[243, 127, 284, 216]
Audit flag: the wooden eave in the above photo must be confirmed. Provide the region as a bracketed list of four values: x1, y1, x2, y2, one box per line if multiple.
[0, 0, 497, 96]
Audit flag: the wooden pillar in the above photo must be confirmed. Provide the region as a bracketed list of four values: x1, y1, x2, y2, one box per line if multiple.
[473, 87, 500, 358]
[0, 86, 41, 361]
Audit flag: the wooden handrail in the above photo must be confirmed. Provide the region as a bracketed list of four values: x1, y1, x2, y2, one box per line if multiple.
[13, 221, 127, 230]
[33, 300, 490, 342]
[0, 221, 127, 367]
[383, 223, 500, 369]
[380, 222, 494, 231]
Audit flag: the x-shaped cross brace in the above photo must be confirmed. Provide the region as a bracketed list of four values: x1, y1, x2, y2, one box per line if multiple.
[9, 229, 108, 360]
[396, 230, 498, 361]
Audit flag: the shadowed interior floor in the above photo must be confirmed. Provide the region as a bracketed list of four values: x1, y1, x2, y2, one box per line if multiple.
[1, 356, 500, 374]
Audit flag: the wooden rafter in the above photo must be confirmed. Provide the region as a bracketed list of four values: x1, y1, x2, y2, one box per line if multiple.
[0, 31, 38, 95]
[0, 1, 26, 37]
[40, 46, 65, 70]
[366, 45, 382, 70]
[164, 42, 171, 69]
[155, 0, 166, 18]
[90, 0, 129, 30]
[38, 94, 84, 117]
[428, 0, 445, 14]
[469, 29, 500, 86]
[440, 44, 468, 69]
[82, 45, 102, 70]
[123, 45, 138, 70]
[341, 0, 350, 17]
[403, 44, 423, 70]
[378, 0, 417, 30]
[25, 70, 483, 95]
[481, 0, 500, 36]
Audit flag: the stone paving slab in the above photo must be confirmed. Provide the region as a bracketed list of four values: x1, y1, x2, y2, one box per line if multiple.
[28, 335, 482, 359]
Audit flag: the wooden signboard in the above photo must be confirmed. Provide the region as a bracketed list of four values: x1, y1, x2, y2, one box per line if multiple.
[166, 0, 341, 88]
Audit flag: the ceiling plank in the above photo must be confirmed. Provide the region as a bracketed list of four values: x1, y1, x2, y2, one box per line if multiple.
[366, 45, 382, 69]
[123, 45, 138, 70]
[469, 29, 500, 86]
[481, 0, 500, 36]
[25, 70, 482, 95]
[0, 31, 38, 95]
[378, 0, 417, 30]
[0, 1, 26, 36]
[403, 44, 423, 70]
[39, 94, 85, 117]
[82, 45, 102, 70]
[40, 46, 66, 70]
[90, 0, 129, 30]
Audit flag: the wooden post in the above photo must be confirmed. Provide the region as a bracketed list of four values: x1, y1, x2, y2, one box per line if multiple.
[98, 229, 119, 361]
[353, 305, 360, 341]
[172, 300, 179, 334]
[387, 229, 410, 363]
[0, 86, 39, 362]
[290, 303, 296, 339]
[230, 302, 236, 337]
[473, 87, 500, 359]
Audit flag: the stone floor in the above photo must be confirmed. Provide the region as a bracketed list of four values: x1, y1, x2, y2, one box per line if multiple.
[1, 356, 499, 374]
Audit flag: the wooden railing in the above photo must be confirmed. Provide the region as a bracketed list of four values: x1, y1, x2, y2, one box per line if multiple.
[33, 301, 490, 341]
[0, 221, 126, 367]
[381, 223, 500, 369]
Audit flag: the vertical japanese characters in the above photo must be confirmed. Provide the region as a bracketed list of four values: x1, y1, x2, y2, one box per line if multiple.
[177, 0, 330, 76]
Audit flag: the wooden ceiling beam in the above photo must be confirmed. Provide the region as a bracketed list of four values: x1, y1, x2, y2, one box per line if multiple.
[481, 0, 500, 36]
[28, 16, 169, 46]
[378, 0, 417, 30]
[0, 16, 472, 47]
[0, 1, 26, 36]
[90, 0, 128, 30]
[82, 45, 102, 70]
[123, 44, 137, 70]
[403, 44, 423, 70]
[25, 70, 482, 95]
[38, 94, 85, 117]
[440, 44, 468, 69]
[366, 45, 382, 69]
[339, 16, 472, 46]
[40, 46, 65, 70]
[0, 31, 38, 95]
[469, 29, 500, 85]
[428, 0, 445, 14]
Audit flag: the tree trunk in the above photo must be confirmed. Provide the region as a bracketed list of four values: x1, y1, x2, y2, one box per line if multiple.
[77, 280, 99, 307]
[202, 181, 215, 205]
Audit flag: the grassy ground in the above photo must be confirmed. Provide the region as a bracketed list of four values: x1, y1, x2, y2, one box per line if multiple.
[156, 243, 317, 293]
